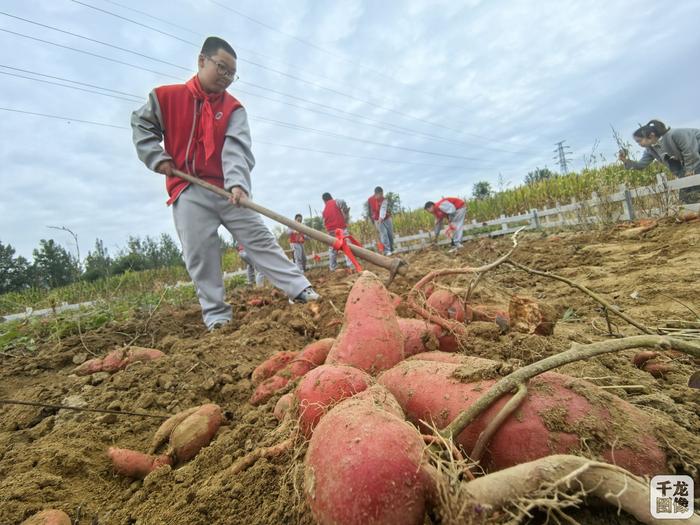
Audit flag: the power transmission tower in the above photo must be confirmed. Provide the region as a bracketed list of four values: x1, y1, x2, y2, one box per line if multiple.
[553, 140, 572, 174]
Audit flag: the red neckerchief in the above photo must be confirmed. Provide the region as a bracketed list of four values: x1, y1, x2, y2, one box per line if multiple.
[185, 75, 223, 163]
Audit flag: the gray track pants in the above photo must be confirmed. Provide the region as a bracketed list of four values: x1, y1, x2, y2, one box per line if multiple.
[291, 243, 306, 272]
[374, 218, 394, 253]
[173, 185, 310, 328]
[451, 207, 467, 245]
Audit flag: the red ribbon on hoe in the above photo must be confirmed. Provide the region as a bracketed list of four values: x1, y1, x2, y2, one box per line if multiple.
[332, 229, 363, 272]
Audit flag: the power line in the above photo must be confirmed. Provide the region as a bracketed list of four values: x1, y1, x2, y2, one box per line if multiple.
[207, 0, 394, 83]
[0, 19, 522, 155]
[0, 107, 129, 129]
[0, 28, 182, 80]
[0, 69, 141, 102]
[0, 68, 492, 164]
[68, 0, 514, 140]
[0, 106, 473, 171]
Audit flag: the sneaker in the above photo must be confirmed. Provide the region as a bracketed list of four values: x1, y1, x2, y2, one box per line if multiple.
[448, 244, 463, 253]
[292, 287, 321, 304]
[385, 250, 393, 256]
[209, 319, 230, 331]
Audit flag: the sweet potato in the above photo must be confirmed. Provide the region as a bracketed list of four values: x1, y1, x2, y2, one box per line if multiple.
[249, 339, 335, 406]
[73, 357, 104, 376]
[250, 374, 291, 406]
[122, 346, 165, 366]
[150, 406, 199, 453]
[397, 318, 441, 357]
[436, 331, 459, 352]
[21, 510, 71, 525]
[508, 296, 556, 335]
[378, 360, 667, 476]
[295, 364, 372, 437]
[425, 289, 465, 322]
[642, 361, 672, 378]
[101, 348, 126, 373]
[632, 351, 658, 368]
[73, 346, 164, 376]
[169, 403, 222, 462]
[251, 351, 300, 386]
[107, 447, 172, 479]
[274, 392, 295, 421]
[304, 385, 429, 525]
[326, 271, 404, 374]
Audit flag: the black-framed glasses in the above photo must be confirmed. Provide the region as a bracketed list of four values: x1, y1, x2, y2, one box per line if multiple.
[206, 56, 239, 82]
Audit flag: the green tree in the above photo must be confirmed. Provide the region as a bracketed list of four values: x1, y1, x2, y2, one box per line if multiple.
[525, 167, 556, 185]
[157, 234, 183, 267]
[0, 241, 31, 293]
[303, 216, 325, 232]
[472, 181, 492, 200]
[83, 238, 112, 281]
[32, 239, 79, 289]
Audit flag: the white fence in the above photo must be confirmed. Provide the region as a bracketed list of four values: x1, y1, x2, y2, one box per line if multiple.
[2, 174, 698, 322]
[307, 173, 700, 268]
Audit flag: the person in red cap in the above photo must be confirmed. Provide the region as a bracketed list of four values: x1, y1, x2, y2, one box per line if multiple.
[424, 197, 467, 252]
[367, 186, 394, 255]
[321, 192, 351, 271]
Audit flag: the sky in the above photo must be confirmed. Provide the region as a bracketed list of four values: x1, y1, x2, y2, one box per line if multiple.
[1, 0, 698, 260]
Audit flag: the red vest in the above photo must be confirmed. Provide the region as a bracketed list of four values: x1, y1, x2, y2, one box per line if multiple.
[322, 199, 347, 232]
[367, 195, 391, 221]
[155, 79, 242, 205]
[432, 197, 465, 220]
[289, 230, 305, 244]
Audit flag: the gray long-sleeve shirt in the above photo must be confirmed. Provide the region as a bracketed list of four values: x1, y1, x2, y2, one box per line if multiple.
[623, 128, 700, 176]
[432, 201, 457, 236]
[131, 89, 255, 196]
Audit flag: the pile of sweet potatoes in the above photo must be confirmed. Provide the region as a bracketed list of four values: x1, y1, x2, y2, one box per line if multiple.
[248, 271, 669, 524]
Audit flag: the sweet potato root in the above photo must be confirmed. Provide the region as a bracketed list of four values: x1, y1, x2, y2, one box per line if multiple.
[150, 406, 199, 454]
[251, 351, 299, 386]
[326, 271, 404, 374]
[304, 385, 429, 525]
[508, 295, 556, 335]
[107, 447, 172, 479]
[398, 318, 441, 357]
[249, 338, 335, 406]
[169, 403, 222, 462]
[296, 364, 372, 437]
[425, 289, 465, 322]
[274, 392, 295, 421]
[73, 346, 164, 376]
[378, 359, 667, 476]
[21, 510, 72, 525]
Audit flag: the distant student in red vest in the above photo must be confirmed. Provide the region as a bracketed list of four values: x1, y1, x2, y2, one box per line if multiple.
[424, 197, 467, 251]
[131, 36, 319, 330]
[321, 192, 351, 271]
[287, 214, 307, 272]
[367, 186, 394, 256]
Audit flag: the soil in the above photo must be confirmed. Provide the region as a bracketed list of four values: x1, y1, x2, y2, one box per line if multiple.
[1, 219, 698, 525]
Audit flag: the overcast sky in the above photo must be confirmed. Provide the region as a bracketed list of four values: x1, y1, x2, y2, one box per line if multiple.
[1, 0, 698, 259]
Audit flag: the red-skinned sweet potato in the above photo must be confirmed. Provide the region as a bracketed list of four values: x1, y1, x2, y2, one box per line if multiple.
[397, 318, 441, 357]
[632, 351, 658, 368]
[251, 351, 300, 386]
[274, 392, 295, 421]
[73, 357, 104, 376]
[101, 348, 126, 373]
[107, 447, 172, 479]
[122, 347, 165, 366]
[249, 338, 335, 406]
[378, 360, 667, 477]
[425, 289, 465, 322]
[295, 364, 372, 437]
[169, 403, 222, 462]
[326, 272, 404, 374]
[304, 385, 429, 525]
[21, 510, 72, 525]
[150, 406, 200, 453]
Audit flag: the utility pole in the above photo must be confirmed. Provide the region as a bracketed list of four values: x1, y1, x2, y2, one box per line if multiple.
[553, 140, 572, 174]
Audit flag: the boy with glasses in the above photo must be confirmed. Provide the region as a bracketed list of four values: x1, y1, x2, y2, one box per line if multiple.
[131, 36, 319, 330]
